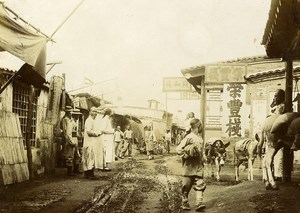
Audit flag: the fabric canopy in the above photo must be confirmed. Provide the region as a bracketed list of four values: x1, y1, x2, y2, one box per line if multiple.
[0, 3, 47, 79]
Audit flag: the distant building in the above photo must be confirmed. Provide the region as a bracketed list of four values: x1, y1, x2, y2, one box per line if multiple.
[112, 104, 173, 141]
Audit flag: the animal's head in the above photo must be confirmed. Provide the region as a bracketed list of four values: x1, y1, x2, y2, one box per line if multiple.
[216, 141, 230, 166]
[206, 139, 230, 166]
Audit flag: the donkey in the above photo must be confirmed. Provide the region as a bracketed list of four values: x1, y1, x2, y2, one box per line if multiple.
[205, 138, 230, 181]
[234, 134, 260, 181]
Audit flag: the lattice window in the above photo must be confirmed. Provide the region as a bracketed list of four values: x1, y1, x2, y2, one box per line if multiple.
[12, 82, 38, 147]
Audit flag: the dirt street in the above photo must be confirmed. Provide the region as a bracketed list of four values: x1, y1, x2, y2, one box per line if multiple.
[1, 146, 300, 213]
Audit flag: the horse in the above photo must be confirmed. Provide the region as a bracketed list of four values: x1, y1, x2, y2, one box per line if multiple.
[234, 134, 260, 181]
[204, 138, 230, 181]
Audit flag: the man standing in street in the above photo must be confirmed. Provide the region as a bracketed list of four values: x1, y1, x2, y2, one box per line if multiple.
[119, 125, 133, 159]
[114, 126, 124, 161]
[83, 107, 101, 180]
[61, 106, 77, 176]
[165, 130, 171, 154]
[99, 108, 115, 171]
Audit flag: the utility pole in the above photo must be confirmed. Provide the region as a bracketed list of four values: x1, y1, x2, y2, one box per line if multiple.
[165, 92, 168, 128]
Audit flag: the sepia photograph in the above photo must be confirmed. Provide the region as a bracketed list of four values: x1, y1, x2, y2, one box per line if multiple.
[1, 0, 300, 212]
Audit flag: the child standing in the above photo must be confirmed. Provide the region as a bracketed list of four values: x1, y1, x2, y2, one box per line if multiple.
[176, 118, 206, 211]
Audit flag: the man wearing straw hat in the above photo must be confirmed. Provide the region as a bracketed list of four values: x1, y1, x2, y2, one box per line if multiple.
[61, 106, 78, 176]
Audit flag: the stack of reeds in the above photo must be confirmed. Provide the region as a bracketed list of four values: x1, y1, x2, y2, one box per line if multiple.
[0, 110, 29, 185]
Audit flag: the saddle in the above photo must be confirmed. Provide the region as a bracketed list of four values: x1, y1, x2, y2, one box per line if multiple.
[236, 139, 251, 152]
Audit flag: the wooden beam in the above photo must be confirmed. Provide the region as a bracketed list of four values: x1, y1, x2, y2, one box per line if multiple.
[283, 59, 293, 182]
[25, 85, 35, 180]
[0, 69, 21, 94]
[200, 76, 206, 140]
[285, 60, 293, 112]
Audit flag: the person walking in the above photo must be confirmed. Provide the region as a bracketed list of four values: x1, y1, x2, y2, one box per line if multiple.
[114, 126, 124, 160]
[164, 130, 171, 154]
[99, 108, 115, 171]
[119, 125, 133, 159]
[82, 107, 101, 180]
[61, 106, 77, 176]
[144, 124, 156, 160]
[176, 118, 206, 211]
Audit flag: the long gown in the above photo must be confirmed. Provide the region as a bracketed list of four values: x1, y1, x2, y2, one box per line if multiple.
[100, 115, 115, 164]
[82, 116, 99, 171]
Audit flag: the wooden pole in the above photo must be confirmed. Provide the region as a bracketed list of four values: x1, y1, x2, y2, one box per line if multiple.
[50, 0, 86, 38]
[285, 60, 293, 112]
[165, 92, 168, 128]
[25, 85, 35, 180]
[0, 69, 21, 94]
[283, 59, 293, 182]
[62, 73, 66, 110]
[200, 76, 206, 140]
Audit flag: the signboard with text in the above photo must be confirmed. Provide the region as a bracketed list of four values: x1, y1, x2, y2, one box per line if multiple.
[163, 77, 192, 92]
[180, 91, 201, 100]
[221, 83, 247, 137]
[206, 65, 246, 83]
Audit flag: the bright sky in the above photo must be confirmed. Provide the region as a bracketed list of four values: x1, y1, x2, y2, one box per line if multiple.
[0, 0, 271, 117]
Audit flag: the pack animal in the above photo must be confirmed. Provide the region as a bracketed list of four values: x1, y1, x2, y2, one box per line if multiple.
[205, 138, 230, 181]
[257, 113, 300, 190]
[234, 134, 259, 181]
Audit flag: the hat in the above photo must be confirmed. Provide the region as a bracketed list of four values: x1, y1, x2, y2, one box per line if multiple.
[65, 106, 72, 112]
[71, 108, 81, 115]
[104, 108, 112, 115]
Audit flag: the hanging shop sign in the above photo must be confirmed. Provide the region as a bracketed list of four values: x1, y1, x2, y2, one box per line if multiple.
[221, 83, 247, 137]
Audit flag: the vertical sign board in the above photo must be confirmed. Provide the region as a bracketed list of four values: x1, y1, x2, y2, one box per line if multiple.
[221, 83, 247, 137]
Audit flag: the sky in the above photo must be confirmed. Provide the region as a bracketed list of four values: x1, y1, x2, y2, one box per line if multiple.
[0, 0, 271, 118]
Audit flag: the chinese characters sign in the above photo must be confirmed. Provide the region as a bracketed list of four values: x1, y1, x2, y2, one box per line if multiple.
[163, 77, 192, 92]
[206, 65, 246, 83]
[222, 83, 247, 137]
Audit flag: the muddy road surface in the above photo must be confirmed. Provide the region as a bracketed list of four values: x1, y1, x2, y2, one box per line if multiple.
[1, 151, 300, 213]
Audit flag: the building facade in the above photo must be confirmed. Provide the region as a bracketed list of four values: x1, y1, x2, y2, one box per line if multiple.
[182, 57, 300, 143]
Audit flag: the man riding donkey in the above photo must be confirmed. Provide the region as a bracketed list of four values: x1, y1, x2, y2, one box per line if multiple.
[176, 118, 206, 212]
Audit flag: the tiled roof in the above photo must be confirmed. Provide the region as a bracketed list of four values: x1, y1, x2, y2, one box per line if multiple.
[182, 55, 276, 73]
[245, 66, 300, 80]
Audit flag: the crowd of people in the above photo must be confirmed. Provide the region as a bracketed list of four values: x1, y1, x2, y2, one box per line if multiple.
[59, 106, 172, 179]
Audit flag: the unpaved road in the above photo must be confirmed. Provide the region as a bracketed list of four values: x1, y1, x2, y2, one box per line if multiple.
[1, 150, 300, 213]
